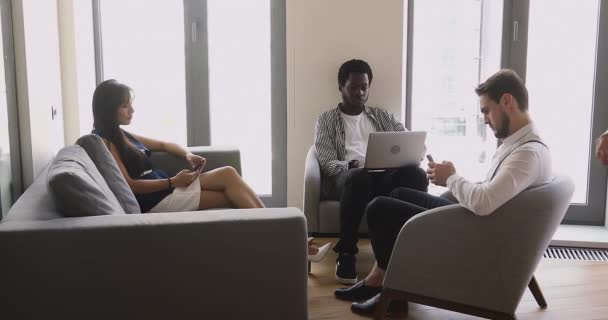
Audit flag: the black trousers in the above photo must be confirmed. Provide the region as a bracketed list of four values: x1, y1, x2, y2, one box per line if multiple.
[325, 166, 429, 254]
[367, 187, 455, 269]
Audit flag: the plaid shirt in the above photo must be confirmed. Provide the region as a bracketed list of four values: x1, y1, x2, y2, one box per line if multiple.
[314, 105, 405, 195]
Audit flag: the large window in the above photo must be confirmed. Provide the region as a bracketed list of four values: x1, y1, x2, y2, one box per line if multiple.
[523, 0, 606, 224]
[0, 15, 11, 215]
[0, 0, 19, 218]
[409, 0, 503, 195]
[207, 0, 272, 195]
[406, 0, 608, 225]
[94, 0, 286, 205]
[98, 0, 187, 145]
[526, 0, 599, 204]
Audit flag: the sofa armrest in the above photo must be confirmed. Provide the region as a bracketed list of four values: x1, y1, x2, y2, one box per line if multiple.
[149, 145, 242, 176]
[303, 146, 321, 233]
[0, 208, 307, 320]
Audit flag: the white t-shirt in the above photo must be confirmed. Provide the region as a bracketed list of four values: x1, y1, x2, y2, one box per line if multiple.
[340, 111, 376, 165]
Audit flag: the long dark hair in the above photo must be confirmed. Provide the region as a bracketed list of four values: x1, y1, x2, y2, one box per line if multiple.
[92, 79, 148, 178]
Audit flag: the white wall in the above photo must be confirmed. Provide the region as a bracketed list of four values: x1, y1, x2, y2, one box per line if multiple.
[57, 0, 78, 145]
[286, 0, 406, 208]
[13, 0, 65, 186]
[57, 0, 96, 145]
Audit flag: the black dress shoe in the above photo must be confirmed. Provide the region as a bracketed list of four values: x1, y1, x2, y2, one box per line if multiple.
[334, 280, 383, 302]
[351, 293, 407, 316]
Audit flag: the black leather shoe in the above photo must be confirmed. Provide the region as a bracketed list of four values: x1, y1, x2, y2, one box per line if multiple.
[351, 293, 407, 316]
[334, 280, 383, 302]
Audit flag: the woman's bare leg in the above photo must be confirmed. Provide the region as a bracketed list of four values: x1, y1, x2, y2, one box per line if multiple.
[199, 190, 232, 210]
[198, 166, 264, 208]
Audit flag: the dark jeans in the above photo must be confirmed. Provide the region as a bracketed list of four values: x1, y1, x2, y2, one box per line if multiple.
[325, 166, 429, 254]
[367, 187, 455, 269]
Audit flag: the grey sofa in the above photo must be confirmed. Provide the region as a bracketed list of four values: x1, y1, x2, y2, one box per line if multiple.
[375, 175, 575, 320]
[303, 145, 368, 234]
[0, 145, 308, 320]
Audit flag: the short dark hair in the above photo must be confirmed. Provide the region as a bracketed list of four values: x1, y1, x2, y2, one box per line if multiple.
[338, 59, 373, 89]
[475, 69, 528, 111]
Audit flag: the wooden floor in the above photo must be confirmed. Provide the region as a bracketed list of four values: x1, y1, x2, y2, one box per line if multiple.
[308, 238, 608, 320]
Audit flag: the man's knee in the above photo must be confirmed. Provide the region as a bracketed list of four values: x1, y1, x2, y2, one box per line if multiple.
[389, 187, 408, 199]
[366, 196, 392, 226]
[389, 186, 426, 201]
[398, 166, 429, 191]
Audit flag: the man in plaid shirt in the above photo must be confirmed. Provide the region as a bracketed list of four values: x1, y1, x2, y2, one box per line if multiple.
[314, 59, 428, 284]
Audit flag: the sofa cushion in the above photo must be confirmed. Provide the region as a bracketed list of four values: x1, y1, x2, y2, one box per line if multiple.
[76, 134, 141, 213]
[47, 145, 126, 217]
[3, 164, 62, 222]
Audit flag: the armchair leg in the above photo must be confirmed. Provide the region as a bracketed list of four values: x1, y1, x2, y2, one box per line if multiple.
[374, 289, 408, 320]
[374, 291, 392, 320]
[528, 275, 547, 308]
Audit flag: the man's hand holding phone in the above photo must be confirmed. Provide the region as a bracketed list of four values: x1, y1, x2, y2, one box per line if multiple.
[426, 161, 456, 187]
[426, 155, 456, 187]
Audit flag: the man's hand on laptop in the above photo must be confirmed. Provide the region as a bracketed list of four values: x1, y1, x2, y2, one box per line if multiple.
[427, 161, 456, 187]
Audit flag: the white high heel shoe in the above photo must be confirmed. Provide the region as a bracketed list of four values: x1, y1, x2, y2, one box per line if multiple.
[308, 242, 332, 262]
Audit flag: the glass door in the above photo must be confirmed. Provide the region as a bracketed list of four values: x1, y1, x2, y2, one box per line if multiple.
[524, 0, 608, 224]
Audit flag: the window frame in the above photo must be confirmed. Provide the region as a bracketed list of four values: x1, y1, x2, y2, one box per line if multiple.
[92, 0, 287, 207]
[0, 0, 22, 217]
[405, 0, 608, 225]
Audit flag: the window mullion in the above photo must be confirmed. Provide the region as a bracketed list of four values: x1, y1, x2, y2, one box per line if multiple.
[184, 0, 210, 147]
[501, 0, 529, 79]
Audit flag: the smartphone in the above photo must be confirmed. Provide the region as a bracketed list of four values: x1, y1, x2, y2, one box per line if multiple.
[193, 161, 205, 173]
[426, 154, 435, 163]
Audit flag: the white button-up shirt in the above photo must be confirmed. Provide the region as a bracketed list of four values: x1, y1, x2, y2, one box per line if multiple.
[446, 123, 552, 216]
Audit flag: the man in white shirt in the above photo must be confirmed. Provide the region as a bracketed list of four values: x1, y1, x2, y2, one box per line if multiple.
[315, 59, 429, 284]
[335, 69, 553, 316]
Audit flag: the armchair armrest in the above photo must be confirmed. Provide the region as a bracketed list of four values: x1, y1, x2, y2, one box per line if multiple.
[303, 146, 321, 233]
[149, 145, 241, 176]
[0, 208, 307, 319]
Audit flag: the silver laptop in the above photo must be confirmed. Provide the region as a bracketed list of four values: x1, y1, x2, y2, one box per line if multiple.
[364, 131, 427, 170]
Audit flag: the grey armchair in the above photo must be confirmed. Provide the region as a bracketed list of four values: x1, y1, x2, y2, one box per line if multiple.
[375, 175, 575, 320]
[303, 146, 368, 234]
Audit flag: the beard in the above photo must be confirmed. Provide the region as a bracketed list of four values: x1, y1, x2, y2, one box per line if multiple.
[493, 114, 510, 139]
[342, 93, 367, 108]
